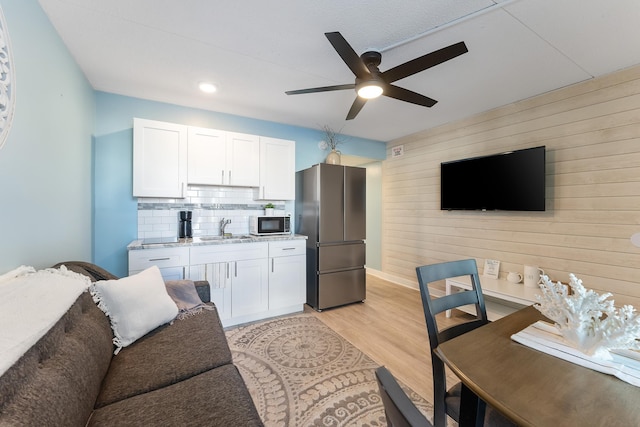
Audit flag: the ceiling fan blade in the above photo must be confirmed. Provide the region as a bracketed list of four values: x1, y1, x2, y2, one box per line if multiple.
[286, 83, 355, 95]
[346, 97, 367, 120]
[384, 84, 437, 107]
[325, 32, 369, 79]
[381, 41, 468, 83]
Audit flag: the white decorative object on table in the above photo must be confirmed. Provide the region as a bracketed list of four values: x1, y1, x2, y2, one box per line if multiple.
[483, 259, 500, 279]
[507, 272, 523, 284]
[523, 265, 544, 288]
[535, 273, 640, 359]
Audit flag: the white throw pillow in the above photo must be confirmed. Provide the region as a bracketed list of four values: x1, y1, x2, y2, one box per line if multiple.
[90, 265, 178, 354]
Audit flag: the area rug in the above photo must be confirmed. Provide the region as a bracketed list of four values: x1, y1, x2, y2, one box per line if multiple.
[225, 314, 433, 426]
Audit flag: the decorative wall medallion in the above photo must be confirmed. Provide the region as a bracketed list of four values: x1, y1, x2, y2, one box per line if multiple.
[0, 6, 15, 151]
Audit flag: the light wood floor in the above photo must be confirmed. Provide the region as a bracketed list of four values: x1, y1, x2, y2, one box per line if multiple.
[305, 273, 468, 403]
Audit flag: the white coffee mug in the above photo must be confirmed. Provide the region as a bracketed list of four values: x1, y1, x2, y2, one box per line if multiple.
[523, 265, 545, 288]
[507, 272, 523, 284]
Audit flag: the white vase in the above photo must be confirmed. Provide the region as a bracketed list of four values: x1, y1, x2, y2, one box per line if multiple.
[265, 208, 274, 216]
[326, 149, 341, 165]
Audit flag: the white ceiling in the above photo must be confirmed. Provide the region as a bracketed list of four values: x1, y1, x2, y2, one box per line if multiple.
[38, 0, 640, 142]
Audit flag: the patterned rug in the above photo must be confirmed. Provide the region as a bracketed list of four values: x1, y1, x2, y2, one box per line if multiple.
[225, 313, 433, 427]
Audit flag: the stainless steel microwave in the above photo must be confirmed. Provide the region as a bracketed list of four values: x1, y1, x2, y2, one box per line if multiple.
[249, 215, 291, 235]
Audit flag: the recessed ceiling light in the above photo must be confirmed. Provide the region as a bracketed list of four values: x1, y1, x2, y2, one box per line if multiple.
[199, 82, 217, 94]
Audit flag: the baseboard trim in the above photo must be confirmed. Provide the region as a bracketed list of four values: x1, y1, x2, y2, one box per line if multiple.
[365, 268, 445, 297]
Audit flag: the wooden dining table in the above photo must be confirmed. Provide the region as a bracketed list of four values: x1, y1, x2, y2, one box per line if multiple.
[435, 305, 640, 427]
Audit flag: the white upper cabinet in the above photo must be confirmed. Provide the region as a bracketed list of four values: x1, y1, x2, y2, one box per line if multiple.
[133, 118, 187, 198]
[258, 137, 295, 200]
[227, 132, 260, 187]
[187, 129, 259, 187]
[134, 119, 293, 196]
[187, 127, 227, 185]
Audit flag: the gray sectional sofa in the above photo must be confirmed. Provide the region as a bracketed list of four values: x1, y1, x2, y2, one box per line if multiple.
[0, 262, 263, 426]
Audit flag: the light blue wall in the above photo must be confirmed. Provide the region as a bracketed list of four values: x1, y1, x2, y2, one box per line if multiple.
[95, 92, 386, 276]
[0, 1, 94, 272]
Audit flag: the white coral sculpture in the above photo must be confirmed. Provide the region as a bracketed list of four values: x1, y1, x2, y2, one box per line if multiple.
[535, 273, 640, 359]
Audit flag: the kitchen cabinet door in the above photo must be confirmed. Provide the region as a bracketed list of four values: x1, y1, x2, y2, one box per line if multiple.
[227, 132, 260, 187]
[133, 118, 188, 198]
[187, 127, 227, 185]
[189, 263, 232, 320]
[269, 255, 305, 310]
[190, 242, 268, 322]
[230, 258, 269, 318]
[258, 137, 295, 200]
[268, 240, 305, 310]
[187, 129, 259, 187]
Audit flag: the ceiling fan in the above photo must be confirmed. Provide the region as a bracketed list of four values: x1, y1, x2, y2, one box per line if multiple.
[286, 32, 468, 120]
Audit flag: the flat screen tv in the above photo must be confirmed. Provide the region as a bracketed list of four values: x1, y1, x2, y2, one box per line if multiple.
[441, 146, 546, 211]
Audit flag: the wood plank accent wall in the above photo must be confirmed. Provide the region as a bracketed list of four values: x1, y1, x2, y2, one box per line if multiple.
[382, 64, 640, 308]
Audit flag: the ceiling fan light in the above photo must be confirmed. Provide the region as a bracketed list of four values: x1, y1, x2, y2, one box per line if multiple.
[357, 83, 383, 99]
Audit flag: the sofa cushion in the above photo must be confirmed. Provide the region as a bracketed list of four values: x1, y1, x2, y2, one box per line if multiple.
[91, 266, 179, 354]
[0, 293, 113, 426]
[95, 304, 233, 408]
[89, 364, 264, 427]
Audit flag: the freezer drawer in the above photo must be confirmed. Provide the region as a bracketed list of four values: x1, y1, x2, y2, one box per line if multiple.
[317, 268, 366, 310]
[318, 242, 365, 272]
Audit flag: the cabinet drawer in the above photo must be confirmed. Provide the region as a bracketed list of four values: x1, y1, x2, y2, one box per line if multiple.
[190, 242, 268, 264]
[129, 247, 190, 271]
[269, 240, 305, 257]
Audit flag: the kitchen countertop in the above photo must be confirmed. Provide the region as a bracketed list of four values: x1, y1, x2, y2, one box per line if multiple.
[127, 234, 307, 250]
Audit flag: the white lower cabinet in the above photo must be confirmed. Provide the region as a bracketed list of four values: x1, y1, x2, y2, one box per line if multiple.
[189, 262, 232, 320]
[230, 258, 269, 317]
[189, 259, 269, 321]
[128, 247, 189, 280]
[268, 240, 306, 310]
[189, 243, 269, 325]
[130, 239, 306, 327]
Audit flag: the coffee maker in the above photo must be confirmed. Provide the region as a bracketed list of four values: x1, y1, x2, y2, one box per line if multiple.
[179, 211, 193, 238]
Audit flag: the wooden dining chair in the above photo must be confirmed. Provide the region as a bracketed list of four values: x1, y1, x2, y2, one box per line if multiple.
[375, 366, 432, 427]
[416, 259, 515, 427]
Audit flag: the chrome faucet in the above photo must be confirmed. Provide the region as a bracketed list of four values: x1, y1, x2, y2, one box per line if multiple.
[220, 218, 231, 235]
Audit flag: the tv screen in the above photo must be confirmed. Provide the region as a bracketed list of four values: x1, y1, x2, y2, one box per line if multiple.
[441, 146, 546, 211]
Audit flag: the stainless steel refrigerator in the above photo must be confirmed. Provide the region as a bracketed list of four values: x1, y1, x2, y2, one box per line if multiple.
[295, 163, 366, 311]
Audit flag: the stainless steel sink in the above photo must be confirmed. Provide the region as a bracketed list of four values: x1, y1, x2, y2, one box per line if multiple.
[199, 235, 253, 241]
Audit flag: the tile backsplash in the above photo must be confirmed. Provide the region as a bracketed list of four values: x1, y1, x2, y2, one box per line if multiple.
[137, 185, 286, 240]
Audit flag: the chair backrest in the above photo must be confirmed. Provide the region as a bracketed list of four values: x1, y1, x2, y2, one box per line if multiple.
[375, 366, 432, 427]
[415, 259, 489, 427]
[416, 259, 488, 351]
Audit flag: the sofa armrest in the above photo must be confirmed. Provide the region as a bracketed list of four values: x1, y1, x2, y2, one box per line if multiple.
[194, 280, 210, 303]
[51, 261, 119, 282]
